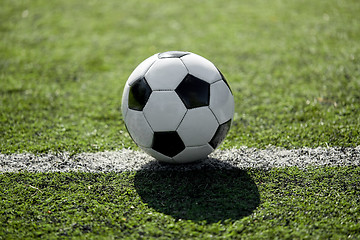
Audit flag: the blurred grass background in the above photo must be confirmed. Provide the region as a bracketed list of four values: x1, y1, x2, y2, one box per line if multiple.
[1, 0, 360, 153]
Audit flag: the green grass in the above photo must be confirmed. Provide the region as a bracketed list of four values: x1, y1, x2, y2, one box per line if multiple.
[1, 0, 360, 239]
[1, 0, 360, 153]
[1, 167, 359, 239]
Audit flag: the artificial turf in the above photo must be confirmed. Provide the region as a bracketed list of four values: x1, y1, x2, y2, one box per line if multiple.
[1, 0, 360, 239]
[0, 167, 359, 239]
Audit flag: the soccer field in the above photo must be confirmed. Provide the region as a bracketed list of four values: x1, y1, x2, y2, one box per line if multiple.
[1, 0, 360, 239]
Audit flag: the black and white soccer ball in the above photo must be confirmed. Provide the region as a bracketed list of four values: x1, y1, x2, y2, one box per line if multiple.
[122, 51, 234, 164]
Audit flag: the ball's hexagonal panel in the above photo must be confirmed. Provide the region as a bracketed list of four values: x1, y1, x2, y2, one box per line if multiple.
[143, 91, 187, 132]
[209, 119, 232, 149]
[180, 53, 222, 84]
[177, 107, 218, 147]
[125, 109, 154, 148]
[145, 58, 188, 90]
[127, 54, 158, 86]
[128, 77, 152, 111]
[141, 147, 175, 163]
[175, 74, 210, 109]
[158, 51, 190, 59]
[209, 80, 234, 124]
[121, 83, 130, 118]
[152, 131, 185, 158]
[173, 144, 214, 163]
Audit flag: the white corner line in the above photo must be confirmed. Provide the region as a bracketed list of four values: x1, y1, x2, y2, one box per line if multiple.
[0, 146, 359, 173]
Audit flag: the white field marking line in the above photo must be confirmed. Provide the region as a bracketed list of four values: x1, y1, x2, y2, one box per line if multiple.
[0, 146, 359, 172]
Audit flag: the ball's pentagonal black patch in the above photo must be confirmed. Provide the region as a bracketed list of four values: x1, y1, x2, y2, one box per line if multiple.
[209, 119, 232, 149]
[128, 77, 152, 111]
[152, 131, 185, 157]
[217, 68, 233, 94]
[175, 74, 210, 109]
[158, 51, 190, 59]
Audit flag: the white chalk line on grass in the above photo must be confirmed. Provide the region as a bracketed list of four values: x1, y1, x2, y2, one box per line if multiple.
[0, 147, 359, 172]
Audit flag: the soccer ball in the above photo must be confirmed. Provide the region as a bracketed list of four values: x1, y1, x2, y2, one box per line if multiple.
[122, 51, 234, 163]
